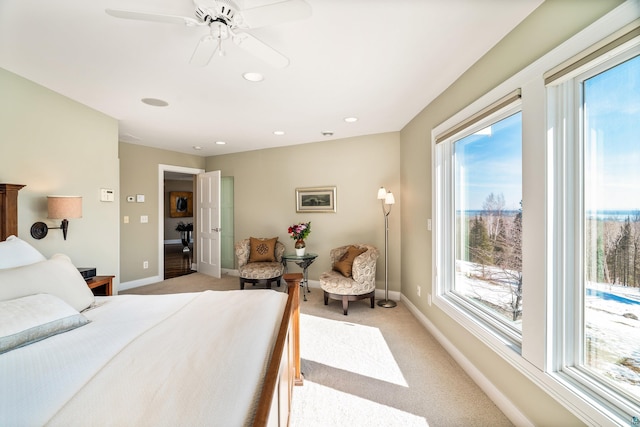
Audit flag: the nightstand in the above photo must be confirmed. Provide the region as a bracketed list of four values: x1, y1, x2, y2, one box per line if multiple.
[86, 275, 114, 296]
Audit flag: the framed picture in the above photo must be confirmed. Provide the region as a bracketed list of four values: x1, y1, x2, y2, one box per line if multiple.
[169, 191, 193, 218]
[296, 186, 337, 213]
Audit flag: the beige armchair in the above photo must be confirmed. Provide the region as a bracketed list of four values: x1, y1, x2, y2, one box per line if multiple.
[235, 237, 285, 290]
[319, 244, 379, 315]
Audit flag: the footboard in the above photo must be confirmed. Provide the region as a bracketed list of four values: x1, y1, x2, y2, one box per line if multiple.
[252, 273, 302, 427]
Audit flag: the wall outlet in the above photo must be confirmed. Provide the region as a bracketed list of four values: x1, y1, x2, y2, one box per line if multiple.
[143, 261, 148, 269]
[417, 285, 421, 297]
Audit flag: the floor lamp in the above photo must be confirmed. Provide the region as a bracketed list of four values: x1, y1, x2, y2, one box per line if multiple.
[377, 187, 396, 308]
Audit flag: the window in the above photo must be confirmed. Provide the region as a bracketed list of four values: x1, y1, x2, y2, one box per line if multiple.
[435, 95, 522, 344]
[433, 4, 640, 423]
[553, 49, 640, 412]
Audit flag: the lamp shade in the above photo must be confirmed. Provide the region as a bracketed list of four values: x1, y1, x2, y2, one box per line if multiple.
[47, 196, 82, 219]
[385, 192, 395, 205]
[377, 187, 387, 200]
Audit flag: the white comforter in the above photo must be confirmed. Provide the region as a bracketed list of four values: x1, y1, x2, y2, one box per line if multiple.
[0, 289, 287, 427]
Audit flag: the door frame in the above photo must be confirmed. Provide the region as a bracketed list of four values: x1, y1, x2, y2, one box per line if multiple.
[158, 164, 204, 281]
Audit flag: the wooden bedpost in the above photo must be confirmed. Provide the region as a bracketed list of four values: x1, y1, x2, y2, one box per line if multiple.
[253, 272, 303, 427]
[283, 273, 303, 386]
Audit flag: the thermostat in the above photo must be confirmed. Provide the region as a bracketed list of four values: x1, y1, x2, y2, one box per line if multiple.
[100, 188, 115, 202]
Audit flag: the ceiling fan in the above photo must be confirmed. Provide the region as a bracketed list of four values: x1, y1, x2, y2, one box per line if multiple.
[105, 0, 311, 68]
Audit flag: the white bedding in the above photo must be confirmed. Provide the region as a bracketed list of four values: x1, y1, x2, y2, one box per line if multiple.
[0, 289, 287, 427]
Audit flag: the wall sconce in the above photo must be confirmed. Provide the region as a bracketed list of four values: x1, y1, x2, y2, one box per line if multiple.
[30, 196, 82, 240]
[377, 186, 396, 308]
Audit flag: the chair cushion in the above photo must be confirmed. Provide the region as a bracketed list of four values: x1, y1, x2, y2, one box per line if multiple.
[333, 245, 367, 277]
[320, 270, 375, 296]
[248, 237, 278, 263]
[239, 262, 284, 280]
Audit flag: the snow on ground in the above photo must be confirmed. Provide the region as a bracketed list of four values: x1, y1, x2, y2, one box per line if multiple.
[455, 261, 640, 398]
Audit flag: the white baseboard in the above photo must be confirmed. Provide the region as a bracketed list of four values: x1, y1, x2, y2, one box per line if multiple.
[400, 294, 533, 427]
[118, 275, 162, 292]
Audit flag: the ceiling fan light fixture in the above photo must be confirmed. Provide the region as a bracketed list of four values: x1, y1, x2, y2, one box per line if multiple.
[243, 72, 264, 82]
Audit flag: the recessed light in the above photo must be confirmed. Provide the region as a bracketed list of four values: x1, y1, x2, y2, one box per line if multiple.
[321, 131, 334, 136]
[273, 131, 285, 136]
[141, 98, 169, 107]
[193, 146, 202, 150]
[344, 117, 358, 123]
[215, 141, 226, 145]
[243, 72, 264, 82]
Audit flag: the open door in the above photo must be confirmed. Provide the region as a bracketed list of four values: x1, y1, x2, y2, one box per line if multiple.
[197, 170, 221, 278]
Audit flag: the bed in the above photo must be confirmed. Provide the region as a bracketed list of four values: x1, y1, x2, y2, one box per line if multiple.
[0, 190, 302, 426]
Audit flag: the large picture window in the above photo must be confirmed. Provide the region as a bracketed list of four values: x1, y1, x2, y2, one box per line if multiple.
[435, 96, 522, 344]
[434, 5, 640, 423]
[560, 50, 640, 406]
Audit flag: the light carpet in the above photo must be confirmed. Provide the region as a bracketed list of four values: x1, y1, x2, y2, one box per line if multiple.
[122, 273, 513, 427]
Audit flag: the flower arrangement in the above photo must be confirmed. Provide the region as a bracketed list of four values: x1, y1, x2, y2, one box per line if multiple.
[175, 221, 193, 232]
[287, 222, 311, 241]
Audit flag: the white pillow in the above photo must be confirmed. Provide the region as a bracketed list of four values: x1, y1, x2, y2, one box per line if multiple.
[0, 293, 90, 354]
[0, 254, 95, 311]
[0, 235, 46, 269]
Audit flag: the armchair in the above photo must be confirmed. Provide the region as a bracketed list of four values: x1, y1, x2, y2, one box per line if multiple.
[319, 244, 379, 315]
[235, 237, 285, 290]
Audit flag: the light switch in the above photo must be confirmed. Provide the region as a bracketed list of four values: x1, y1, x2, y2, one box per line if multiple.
[136, 194, 145, 203]
[140, 215, 148, 223]
[124, 216, 129, 224]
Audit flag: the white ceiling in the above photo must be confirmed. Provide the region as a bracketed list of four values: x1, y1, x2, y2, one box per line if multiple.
[0, 0, 542, 157]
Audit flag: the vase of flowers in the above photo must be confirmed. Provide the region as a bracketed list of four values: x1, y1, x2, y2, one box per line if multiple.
[175, 221, 193, 253]
[288, 222, 311, 256]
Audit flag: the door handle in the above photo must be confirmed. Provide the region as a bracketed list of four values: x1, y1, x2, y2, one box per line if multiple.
[212, 228, 221, 232]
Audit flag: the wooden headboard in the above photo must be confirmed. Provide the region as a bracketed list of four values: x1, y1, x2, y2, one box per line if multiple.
[0, 184, 25, 241]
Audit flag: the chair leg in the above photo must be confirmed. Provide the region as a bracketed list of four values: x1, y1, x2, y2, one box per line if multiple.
[370, 295, 375, 308]
[324, 291, 328, 305]
[240, 278, 245, 290]
[342, 296, 349, 315]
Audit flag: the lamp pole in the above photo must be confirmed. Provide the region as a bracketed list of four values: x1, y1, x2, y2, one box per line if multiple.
[377, 187, 396, 308]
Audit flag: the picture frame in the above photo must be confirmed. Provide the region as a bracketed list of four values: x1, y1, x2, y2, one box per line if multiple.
[169, 191, 193, 218]
[295, 186, 337, 213]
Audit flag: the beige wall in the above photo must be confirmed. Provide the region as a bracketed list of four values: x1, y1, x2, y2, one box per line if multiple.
[206, 132, 401, 290]
[119, 142, 205, 285]
[400, 0, 625, 425]
[0, 67, 120, 285]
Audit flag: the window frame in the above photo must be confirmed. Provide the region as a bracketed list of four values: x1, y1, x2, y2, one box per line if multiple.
[549, 43, 640, 420]
[430, 4, 640, 425]
[434, 100, 523, 348]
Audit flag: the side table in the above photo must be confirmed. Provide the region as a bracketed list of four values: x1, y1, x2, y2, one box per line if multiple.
[86, 275, 115, 296]
[282, 253, 318, 301]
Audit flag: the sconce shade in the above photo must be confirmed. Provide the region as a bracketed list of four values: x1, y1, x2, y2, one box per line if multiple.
[47, 196, 82, 219]
[30, 196, 82, 240]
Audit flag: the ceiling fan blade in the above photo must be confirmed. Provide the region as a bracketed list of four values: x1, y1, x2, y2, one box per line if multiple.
[190, 34, 219, 67]
[105, 9, 202, 27]
[240, 0, 311, 29]
[233, 32, 289, 68]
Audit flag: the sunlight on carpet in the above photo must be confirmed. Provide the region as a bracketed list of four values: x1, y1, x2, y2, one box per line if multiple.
[300, 313, 407, 387]
[290, 380, 429, 427]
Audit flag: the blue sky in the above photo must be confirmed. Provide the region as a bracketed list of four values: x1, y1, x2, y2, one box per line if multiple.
[455, 53, 639, 212]
[455, 112, 522, 211]
[585, 54, 640, 211]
